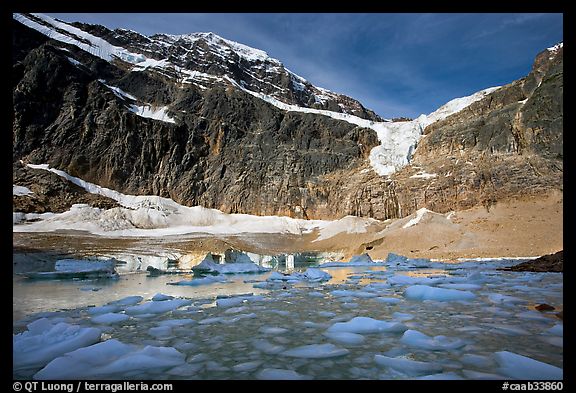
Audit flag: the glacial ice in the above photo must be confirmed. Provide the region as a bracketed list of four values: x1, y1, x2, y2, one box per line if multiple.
[494, 351, 563, 380]
[400, 329, 467, 350]
[90, 313, 130, 325]
[13, 319, 102, 372]
[256, 368, 312, 380]
[124, 299, 192, 315]
[403, 285, 476, 301]
[327, 317, 407, 334]
[280, 343, 349, 358]
[192, 254, 269, 274]
[544, 324, 563, 337]
[323, 331, 366, 345]
[374, 354, 443, 376]
[34, 339, 186, 379]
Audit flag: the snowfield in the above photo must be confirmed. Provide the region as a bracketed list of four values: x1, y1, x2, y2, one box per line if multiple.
[14, 164, 380, 240]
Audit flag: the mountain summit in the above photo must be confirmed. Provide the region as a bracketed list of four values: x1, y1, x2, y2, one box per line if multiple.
[13, 13, 562, 223]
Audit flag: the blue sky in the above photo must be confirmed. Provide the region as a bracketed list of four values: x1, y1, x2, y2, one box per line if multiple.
[46, 13, 563, 119]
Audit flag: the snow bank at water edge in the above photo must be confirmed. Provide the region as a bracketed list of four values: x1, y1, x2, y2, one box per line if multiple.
[14, 164, 380, 239]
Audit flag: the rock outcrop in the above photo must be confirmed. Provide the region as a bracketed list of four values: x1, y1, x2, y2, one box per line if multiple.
[501, 250, 563, 272]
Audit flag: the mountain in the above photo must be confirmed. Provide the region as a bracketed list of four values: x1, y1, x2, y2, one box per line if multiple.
[12, 13, 563, 224]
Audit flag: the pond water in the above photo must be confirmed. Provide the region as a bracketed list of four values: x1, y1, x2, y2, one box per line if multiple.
[13, 259, 563, 380]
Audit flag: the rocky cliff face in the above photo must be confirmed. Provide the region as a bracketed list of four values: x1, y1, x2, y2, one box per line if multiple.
[12, 14, 563, 221]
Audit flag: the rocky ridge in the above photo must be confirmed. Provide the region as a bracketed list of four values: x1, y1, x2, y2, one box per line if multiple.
[12, 13, 562, 223]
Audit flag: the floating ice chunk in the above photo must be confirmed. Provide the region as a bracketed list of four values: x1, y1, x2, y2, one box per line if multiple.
[539, 336, 563, 348]
[485, 324, 531, 336]
[252, 339, 285, 354]
[256, 368, 312, 380]
[327, 317, 407, 334]
[374, 354, 443, 376]
[400, 330, 467, 350]
[404, 285, 476, 302]
[330, 289, 376, 298]
[374, 297, 402, 304]
[232, 360, 262, 372]
[461, 354, 495, 368]
[308, 291, 325, 298]
[148, 326, 172, 338]
[198, 317, 224, 325]
[166, 363, 203, 376]
[108, 296, 143, 306]
[13, 319, 101, 372]
[516, 311, 553, 322]
[91, 313, 130, 325]
[267, 272, 300, 282]
[151, 293, 174, 301]
[259, 326, 289, 335]
[124, 299, 192, 315]
[157, 319, 195, 327]
[487, 293, 527, 305]
[494, 351, 563, 380]
[318, 311, 337, 318]
[392, 312, 414, 321]
[438, 283, 482, 290]
[221, 313, 257, 324]
[323, 332, 366, 345]
[86, 305, 120, 315]
[34, 339, 185, 379]
[414, 371, 464, 380]
[216, 296, 249, 308]
[280, 343, 349, 358]
[330, 290, 357, 297]
[544, 324, 563, 337]
[300, 268, 332, 282]
[462, 369, 507, 379]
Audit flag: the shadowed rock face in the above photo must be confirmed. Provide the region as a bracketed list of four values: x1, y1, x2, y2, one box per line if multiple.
[12, 18, 562, 220]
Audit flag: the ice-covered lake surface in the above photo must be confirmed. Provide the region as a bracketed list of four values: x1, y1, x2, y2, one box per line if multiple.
[13, 258, 563, 380]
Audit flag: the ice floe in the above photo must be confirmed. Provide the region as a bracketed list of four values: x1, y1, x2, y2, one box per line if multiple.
[280, 343, 349, 358]
[404, 285, 476, 301]
[34, 339, 186, 379]
[124, 299, 192, 315]
[256, 368, 312, 380]
[327, 317, 407, 334]
[494, 351, 563, 380]
[14, 319, 102, 373]
[323, 332, 366, 345]
[400, 330, 467, 350]
[374, 354, 443, 376]
[90, 313, 130, 325]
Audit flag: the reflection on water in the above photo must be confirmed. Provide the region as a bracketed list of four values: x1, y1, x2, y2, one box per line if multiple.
[13, 273, 270, 322]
